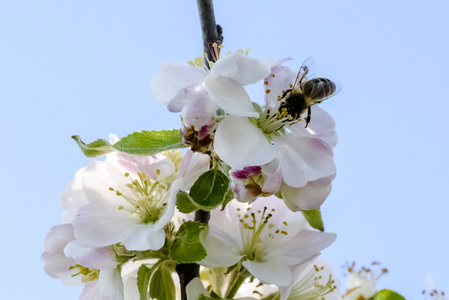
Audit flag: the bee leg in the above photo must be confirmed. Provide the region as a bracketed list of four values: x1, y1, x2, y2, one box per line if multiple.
[282, 89, 291, 99]
[305, 106, 311, 128]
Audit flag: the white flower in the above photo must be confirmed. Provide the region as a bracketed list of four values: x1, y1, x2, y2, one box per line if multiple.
[342, 262, 387, 300]
[72, 149, 208, 251]
[199, 196, 336, 287]
[280, 257, 340, 300]
[214, 59, 336, 173]
[151, 48, 271, 152]
[42, 224, 124, 300]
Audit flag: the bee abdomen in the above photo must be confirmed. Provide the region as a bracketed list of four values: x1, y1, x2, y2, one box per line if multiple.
[302, 78, 336, 99]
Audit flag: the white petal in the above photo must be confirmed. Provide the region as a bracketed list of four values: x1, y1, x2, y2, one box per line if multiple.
[273, 135, 335, 188]
[64, 240, 118, 270]
[60, 168, 88, 224]
[186, 277, 209, 300]
[205, 73, 259, 117]
[289, 106, 338, 148]
[151, 62, 204, 105]
[199, 235, 243, 268]
[122, 223, 166, 251]
[281, 174, 335, 211]
[264, 65, 297, 107]
[242, 259, 292, 286]
[43, 224, 75, 254]
[277, 231, 336, 266]
[167, 82, 208, 112]
[80, 281, 100, 300]
[72, 204, 139, 248]
[214, 116, 276, 169]
[212, 53, 271, 85]
[99, 268, 124, 300]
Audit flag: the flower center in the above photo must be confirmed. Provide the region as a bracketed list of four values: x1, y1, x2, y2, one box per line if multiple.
[187, 42, 224, 75]
[69, 264, 100, 283]
[109, 171, 169, 224]
[237, 206, 289, 262]
[289, 264, 337, 300]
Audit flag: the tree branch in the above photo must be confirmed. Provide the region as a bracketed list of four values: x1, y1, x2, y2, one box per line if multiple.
[176, 2, 222, 299]
[196, 0, 224, 61]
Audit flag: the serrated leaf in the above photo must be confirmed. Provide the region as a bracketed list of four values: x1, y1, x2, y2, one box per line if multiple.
[302, 209, 324, 231]
[177, 190, 199, 213]
[169, 221, 208, 264]
[189, 169, 230, 211]
[149, 264, 176, 300]
[72, 129, 187, 158]
[374, 289, 406, 300]
[137, 264, 152, 300]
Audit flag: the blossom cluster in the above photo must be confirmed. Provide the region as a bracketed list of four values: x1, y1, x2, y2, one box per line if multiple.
[43, 46, 358, 300]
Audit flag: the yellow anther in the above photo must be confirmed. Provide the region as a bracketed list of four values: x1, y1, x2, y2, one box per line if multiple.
[156, 169, 161, 175]
[281, 231, 288, 235]
[264, 81, 269, 85]
[245, 48, 249, 55]
[124, 172, 130, 177]
[266, 89, 271, 94]
[116, 191, 122, 196]
[268, 224, 274, 228]
[270, 74, 275, 78]
[244, 214, 249, 219]
[118, 205, 124, 210]
[109, 187, 114, 191]
[283, 221, 288, 226]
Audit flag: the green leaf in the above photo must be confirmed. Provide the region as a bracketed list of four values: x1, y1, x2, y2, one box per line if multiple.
[137, 264, 153, 300]
[114, 129, 186, 154]
[189, 169, 230, 211]
[149, 263, 176, 300]
[374, 289, 406, 300]
[302, 209, 324, 231]
[176, 190, 198, 214]
[169, 221, 208, 264]
[72, 129, 186, 158]
[71, 135, 116, 158]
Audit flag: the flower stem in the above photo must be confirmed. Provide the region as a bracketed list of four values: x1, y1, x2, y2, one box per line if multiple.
[226, 268, 250, 299]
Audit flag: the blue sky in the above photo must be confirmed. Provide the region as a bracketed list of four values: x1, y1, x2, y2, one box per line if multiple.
[1, 0, 448, 299]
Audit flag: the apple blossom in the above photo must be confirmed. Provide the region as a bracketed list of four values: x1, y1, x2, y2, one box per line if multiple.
[342, 262, 388, 300]
[199, 196, 336, 287]
[42, 224, 125, 300]
[72, 149, 209, 251]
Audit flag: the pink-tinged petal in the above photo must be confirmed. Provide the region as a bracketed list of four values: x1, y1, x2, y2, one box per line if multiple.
[212, 53, 271, 85]
[41, 251, 81, 286]
[269, 57, 293, 69]
[180, 95, 219, 131]
[261, 159, 283, 193]
[80, 281, 100, 300]
[99, 268, 124, 300]
[167, 82, 208, 112]
[115, 153, 175, 181]
[44, 224, 75, 254]
[199, 235, 243, 268]
[205, 74, 259, 117]
[273, 135, 335, 188]
[281, 174, 335, 211]
[289, 106, 338, 148]
[264, 65, 297, 107]
[60, 168, 88, 224]
[64, 240, 118, 270]
[122, 223, 165, 251]
[214, 116, 276, 169]
[242, 259, 292, 286]
[177, 150, 210, 186]
[151, 62, 204, 105]
[275, 231, 336, 267]
[72, 204, 139, 248]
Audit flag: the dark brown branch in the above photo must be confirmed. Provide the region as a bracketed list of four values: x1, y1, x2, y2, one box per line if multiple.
[196, 0, 224, 62]
[176, 4, 222, 299]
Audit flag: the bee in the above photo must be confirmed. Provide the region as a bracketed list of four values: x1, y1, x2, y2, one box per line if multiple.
[278, 58, 339, 128]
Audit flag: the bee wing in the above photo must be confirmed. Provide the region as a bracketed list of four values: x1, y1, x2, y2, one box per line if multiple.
[308, 80, 341, 105]
[292, 57, 315, 90]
